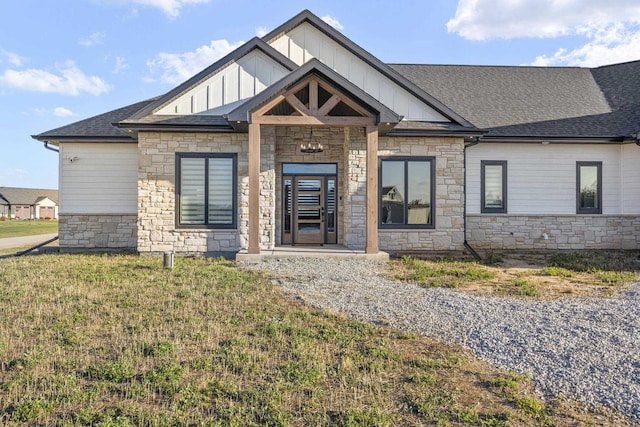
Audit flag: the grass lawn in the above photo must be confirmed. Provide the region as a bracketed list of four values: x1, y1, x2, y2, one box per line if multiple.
[0, 219, 58, 239]
[389, 251, 639, 298]
[0, 254, 627, 425]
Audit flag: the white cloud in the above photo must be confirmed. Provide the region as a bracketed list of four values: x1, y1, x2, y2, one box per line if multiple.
[113, 56, 128, 73]
[256, 26, 270, 38]
[1, 49, 27, 66]
[147, 39, 243, 84]
[321, 15, 344, 31]
[106, 0, 210, 18]
[53, 107, 74, 117]
[79, 31, 106, 47]
[531, 23, 640, 66]
[447, 0, 640, 41]
[0, 61, 111, 95]
[447, 0, 640, 66]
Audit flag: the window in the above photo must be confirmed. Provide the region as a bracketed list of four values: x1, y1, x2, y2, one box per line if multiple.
[481, 160, 507, 213]
[576, 161, 602, 214]
[176, 153, 237, 228]
[380, 157, 435, 228]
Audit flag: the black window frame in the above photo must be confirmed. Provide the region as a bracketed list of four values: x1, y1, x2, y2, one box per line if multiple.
[576, 161, 602, 214]
[175, 152, 238, 229]
[481, 160, 508, 214]
[379, 156, 436, 229]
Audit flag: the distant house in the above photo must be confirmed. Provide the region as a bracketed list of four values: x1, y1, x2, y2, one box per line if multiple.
[31, 10, 640, 255]
[0, 187, 59, 219]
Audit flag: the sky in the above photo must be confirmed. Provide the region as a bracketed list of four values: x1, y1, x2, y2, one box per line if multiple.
[2, 0, 640, 189]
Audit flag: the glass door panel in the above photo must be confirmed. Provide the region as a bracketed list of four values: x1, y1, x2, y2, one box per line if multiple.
[282, 177, 292, 244]
[295, 177, 324, 244]
[326, 178, 337, 244]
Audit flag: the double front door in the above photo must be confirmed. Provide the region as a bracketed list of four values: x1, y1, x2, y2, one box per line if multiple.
[282, 173, 337, 245]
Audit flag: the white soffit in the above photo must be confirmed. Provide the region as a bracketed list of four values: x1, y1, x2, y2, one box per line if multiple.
[156, 49, 290, 116]
[269, 22, 449, 122]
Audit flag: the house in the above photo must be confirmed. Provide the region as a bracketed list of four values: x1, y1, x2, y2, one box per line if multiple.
[32, 10, 640, 256]
[0, 187, 59, 220]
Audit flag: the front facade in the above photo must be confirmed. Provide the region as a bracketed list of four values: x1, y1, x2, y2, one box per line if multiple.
[34, 10, 640, 255]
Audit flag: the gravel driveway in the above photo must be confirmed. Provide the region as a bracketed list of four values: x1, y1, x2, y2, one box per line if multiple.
[243, 258, 640, 423]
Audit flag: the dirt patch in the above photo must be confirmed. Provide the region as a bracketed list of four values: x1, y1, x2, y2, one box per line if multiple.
[387, 251, 640, 299]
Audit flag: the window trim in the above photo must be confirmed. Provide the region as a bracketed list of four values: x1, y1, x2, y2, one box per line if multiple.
[480, 160, 507, 214]
[576, 161, 602, 215]
[175, 152, 238, 229]
[378, 156, 436, 229]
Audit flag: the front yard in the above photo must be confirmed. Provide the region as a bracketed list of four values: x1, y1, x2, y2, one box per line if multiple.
[0, 254, 629, 425]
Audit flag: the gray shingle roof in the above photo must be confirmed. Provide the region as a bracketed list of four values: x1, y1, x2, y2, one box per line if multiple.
[390, 61, 640, 139]
[33, 98, 158, 142]
[0, 187, 58, 205]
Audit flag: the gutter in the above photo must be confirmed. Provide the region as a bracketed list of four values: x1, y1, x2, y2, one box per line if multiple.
[43, 142, 59, 153]
[463, 138, 482, 261]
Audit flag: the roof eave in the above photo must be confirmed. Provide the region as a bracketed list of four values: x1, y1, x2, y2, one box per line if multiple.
[31, 134, 136, 143]
[115, 122, 234, 133]
[479, 135, 628, 143]
[387, 128, 486, 138]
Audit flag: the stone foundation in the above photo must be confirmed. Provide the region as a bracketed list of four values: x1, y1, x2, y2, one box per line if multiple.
[467, 214, 640, 250]
[59, 214, 137, 250]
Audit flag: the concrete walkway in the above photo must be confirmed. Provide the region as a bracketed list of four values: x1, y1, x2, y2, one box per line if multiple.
[0, 233, 58, 251]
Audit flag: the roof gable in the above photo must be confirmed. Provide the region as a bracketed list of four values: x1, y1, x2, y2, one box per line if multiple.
[263, 10, 473, 126]
[227, 58, 401, 133]
[129, 38, 297, 120]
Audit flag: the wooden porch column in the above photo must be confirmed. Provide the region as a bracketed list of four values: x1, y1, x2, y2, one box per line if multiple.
[248, 123, 261, 254]
[365, 125, 379, 254]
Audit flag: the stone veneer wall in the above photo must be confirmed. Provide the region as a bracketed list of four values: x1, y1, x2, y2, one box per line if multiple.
[377, 136, 465, 252]
[467, 214, 640, 250]
[59, 214, 137, 250]
[344, 128, 367, 249]
[137, 131, 276, 254]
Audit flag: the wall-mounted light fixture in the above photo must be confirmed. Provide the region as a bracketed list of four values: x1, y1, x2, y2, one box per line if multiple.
[300, 127, 324, 153]
[65, 155, 80, 163]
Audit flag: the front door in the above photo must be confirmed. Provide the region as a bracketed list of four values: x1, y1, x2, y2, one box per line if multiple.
[282, 165, 337, 245]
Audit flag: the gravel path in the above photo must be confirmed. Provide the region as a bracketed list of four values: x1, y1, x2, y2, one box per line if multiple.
[242, 258, 640, 423]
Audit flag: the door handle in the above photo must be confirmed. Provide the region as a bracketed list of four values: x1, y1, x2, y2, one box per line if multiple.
[321, 207, 324, 222]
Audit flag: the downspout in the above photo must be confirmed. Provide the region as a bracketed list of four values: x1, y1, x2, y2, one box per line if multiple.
[43, 142, 59, 153]
[464, 137, 482, 261]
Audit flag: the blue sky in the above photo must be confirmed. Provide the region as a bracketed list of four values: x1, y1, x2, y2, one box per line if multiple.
[2, 0, 640, 189]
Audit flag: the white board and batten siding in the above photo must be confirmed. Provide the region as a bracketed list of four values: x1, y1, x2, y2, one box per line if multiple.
[59, 143, 138, 215]
[622, 144, 640, 213]
[466, 143, 640, 215]
[156, 50, 290, 116]
[268, 22, 449, 122]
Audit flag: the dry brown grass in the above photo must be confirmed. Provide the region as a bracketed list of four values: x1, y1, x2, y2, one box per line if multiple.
[0, 254, 631, 425]
[388, 251, 640, 298]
